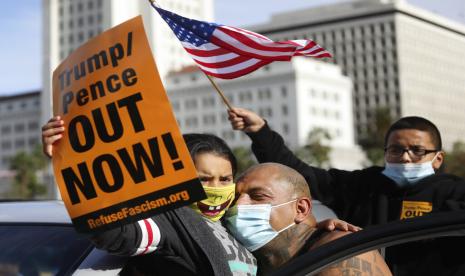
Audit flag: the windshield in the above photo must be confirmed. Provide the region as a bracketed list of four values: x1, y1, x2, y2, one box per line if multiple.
[0, 224, 93, 276]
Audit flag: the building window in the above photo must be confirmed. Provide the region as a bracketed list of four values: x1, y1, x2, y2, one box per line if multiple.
[28, 121, 39, 130]
[203, 114, 216, 125]
[202, 97, 215, 107]
[1, 125, 11, 134]
[222, 131, 235, 140]
[282, 105, 288, 116]
[15, 139, 25, 148]
[68, 34, 74, 44]
[88, 15, 94, 24]
[68, 20, 74, 29]
[185, 117, 198, 127]
[1, 141, 12, 150]
[78, 17, 84, 27]
[14, 124, 25, 132]
[185, 99, 198, 110]
[283, 123, 289, 134]
[78, 32, 84, 43]
[281, 86, 287, 97]
[69, 4, 74, 14]
[88, 1, 94, 10]
[28, 137, 38, 146]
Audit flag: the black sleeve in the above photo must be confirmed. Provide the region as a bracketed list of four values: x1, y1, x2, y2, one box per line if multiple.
[91, 214, 172, 256]
[247, 123, 358, 210]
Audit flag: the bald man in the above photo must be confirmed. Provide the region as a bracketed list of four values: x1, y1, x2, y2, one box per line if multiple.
[226, 163, 391, 276]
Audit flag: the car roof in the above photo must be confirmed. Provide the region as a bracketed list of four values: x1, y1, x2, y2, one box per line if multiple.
[0, 200, 71, 224]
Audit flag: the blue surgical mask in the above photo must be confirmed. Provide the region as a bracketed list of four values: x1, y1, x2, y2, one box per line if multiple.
[225, 199, 296, 252]
[382, 153, 439, 187]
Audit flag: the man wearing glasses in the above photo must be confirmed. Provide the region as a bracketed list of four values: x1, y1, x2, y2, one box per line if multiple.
[228, 107, 465, 275]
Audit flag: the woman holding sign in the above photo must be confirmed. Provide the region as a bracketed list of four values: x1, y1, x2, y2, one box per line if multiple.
[42, 117, 357, 276]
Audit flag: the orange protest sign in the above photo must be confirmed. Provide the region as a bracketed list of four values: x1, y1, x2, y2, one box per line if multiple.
[51, 16, 205, 233]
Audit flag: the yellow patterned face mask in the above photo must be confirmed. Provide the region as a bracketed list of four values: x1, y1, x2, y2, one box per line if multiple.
[190, 183, 236, 222]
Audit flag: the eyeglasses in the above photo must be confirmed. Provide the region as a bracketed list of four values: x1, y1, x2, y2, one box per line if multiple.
[384, 146, 438, 161]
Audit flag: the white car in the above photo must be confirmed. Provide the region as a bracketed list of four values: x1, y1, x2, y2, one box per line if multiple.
[0, 200, 336, 275]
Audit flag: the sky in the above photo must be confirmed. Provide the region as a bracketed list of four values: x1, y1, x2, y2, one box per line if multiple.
[0, 0, 464, 96]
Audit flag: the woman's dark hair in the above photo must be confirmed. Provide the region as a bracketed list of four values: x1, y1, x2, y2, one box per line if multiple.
[384, 116, 442, 150]
[183, 133, 237, 176]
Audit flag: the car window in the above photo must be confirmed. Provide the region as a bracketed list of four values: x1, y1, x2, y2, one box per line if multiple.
[0, 224, 93, 276]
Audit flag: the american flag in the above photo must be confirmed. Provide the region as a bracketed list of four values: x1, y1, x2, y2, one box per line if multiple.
[151, 4, 332, 79]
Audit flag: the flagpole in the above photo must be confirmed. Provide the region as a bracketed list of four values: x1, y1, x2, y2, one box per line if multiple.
[204, 74, 233, 110]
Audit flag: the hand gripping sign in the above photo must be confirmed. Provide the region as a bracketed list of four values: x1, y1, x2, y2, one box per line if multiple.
[52, 16, 205, 234]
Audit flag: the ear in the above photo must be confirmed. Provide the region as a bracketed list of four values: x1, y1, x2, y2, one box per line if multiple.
[294, 197, 312, 224]
[433, 151, 444, 170]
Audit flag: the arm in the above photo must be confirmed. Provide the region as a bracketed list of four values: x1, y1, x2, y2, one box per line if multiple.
[313, 231, 392, 276]
[228, 108, 352, 207]
[91, 218, 162, 256]
[42, 118, 163, 256]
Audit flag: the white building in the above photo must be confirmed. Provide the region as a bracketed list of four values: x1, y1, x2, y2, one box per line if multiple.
[42, 0, 213, 125]
[248, 0, 465, 149]
[0, 91, 41, 170]
[0, 91, 43, 196]
[166, 58, 366, 170]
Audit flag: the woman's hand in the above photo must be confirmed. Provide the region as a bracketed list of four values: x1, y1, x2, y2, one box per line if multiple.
[317, 218, 362, 232]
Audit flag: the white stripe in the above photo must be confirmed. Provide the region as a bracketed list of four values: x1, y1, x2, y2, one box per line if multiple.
[182, 42, 220, 51]
[221, 26, 275, 42]
[143, 219, 161, 254]
[196, 58, 262, 74]
[213, 29, 296, 58]
[182, 42, 239, 63]
[132, 219, 161, 256]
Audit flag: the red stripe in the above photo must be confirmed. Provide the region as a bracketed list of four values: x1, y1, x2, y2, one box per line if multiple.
[192, 55, 252, 69]
[228, 26, 271, 41]
[210, 36, 291, 61]
[202, 59, 272, 79]
[184, 46, 230, 57]
[141, 219, 154, 255]
[217, 27, 296, 53]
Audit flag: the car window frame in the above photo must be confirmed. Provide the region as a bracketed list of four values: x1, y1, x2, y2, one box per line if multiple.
[271, 210, 465, 276]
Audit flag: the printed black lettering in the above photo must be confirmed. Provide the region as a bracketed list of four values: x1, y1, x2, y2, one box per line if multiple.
[117, 93, 145, 132]
[87, 50, 109, 73]
[73, 62, 87, 81]
[93, 154, 124, 193]
[68, 115, 95, 153]
[89, 80, 105, 100]
[76, 88, 89, 106]
[92, 103, 124, 143]
[106, 74, 121, 93]
[121, 68, 137, 86]
[109, 43, 124, 67]
[61, 162, 97, 204]
[62, 91, 74, 114]
[126, 32, 133, 56]
[117, 137, 164, 183]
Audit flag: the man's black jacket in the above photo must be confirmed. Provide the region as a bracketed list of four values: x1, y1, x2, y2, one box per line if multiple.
[248, 124, 465, 226]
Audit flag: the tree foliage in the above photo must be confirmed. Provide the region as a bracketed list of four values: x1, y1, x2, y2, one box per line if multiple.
[444, 141, 465, 179]
[296, 127, 332, 168]
[232, 147, 257, 177]
[9, 146, 48, 199]
[358, 107, 395, 166]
